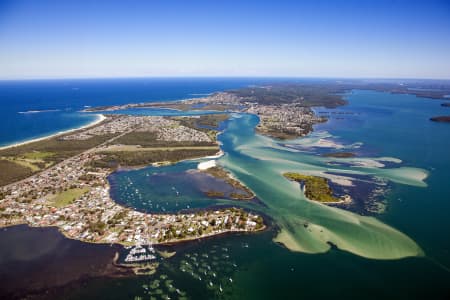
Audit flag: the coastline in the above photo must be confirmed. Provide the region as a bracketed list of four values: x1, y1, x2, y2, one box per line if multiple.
[0, 92, 326, 249]
[0, 113, 106, 151]
[0, 122, 264, 248]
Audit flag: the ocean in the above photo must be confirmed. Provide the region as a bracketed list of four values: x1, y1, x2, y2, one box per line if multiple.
[0, 79, 449, 299]
[0, 78, 276, 147]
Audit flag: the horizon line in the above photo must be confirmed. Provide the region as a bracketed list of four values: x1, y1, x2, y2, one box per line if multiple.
[1, 75, 450, 82]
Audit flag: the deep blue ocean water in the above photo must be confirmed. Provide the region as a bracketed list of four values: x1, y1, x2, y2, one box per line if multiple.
[0, 78, 282, 147]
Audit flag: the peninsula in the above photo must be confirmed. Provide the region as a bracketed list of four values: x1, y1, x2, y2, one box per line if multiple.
[84, 85, 342, 140]
[0, 113, 264, 247]
[0, 82, 357, 249]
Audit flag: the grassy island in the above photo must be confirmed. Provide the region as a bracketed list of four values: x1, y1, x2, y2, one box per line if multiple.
[283, 172, 340, 203]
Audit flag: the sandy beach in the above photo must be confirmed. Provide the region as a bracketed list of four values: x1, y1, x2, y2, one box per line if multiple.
[0, 114, 106, 151]
[197, 159, 217, 170]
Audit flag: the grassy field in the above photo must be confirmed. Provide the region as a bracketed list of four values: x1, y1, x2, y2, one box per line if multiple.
[1, 151, 56, 174]
[283, 172, 340, 202]
[21, 151, 55, 160]
[6, 158, 41, 172]
[50, 188, 89, 208]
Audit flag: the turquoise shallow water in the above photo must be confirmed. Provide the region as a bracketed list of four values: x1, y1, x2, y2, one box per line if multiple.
[91, 90, 450, 299]
[315, 90, 450, 268]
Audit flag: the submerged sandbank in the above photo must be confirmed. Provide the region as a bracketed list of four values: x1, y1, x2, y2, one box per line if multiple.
[218, 113, 427, 260]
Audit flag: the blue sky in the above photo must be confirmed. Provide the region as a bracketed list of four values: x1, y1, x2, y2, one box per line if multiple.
[0, 0, 449, 79]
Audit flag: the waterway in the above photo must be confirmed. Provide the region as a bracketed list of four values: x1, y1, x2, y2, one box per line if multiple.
[2, 89, 450, 299]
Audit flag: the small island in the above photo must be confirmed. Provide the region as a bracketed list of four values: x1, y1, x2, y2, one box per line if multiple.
[201, 166, 255, 200]
[430, 115, 450, 123]
[322, 152, 356, 158]
[283, 172, 350, 203]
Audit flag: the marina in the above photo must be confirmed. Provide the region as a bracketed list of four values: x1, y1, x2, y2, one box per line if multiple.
[124, 245, 157, 263]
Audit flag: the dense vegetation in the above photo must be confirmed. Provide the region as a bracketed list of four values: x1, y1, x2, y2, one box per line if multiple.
[194, 114, 229, 128]
[88, 220, 107, 235]
[0, 160, 34, 186]
[0, 134, 117, 160]
[203, 167, 254, 200]
[229, 81, 450, 107]
[172, 114, 228, 130]
[352, 82, 450, 100]
[228, 84, 348, 108]
[283, 172, 340, 202]
[91, 148, 219, 169]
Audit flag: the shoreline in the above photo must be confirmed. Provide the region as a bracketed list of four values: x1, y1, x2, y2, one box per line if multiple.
[0, 221, 267, 253]
[0, 113, 106, 151]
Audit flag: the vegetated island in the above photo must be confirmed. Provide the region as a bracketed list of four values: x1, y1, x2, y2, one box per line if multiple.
[283, 172, 351, 203]
[321, 152, 356, 158]
[0, 113, 265, 250]
[430, 116, 450, 123]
